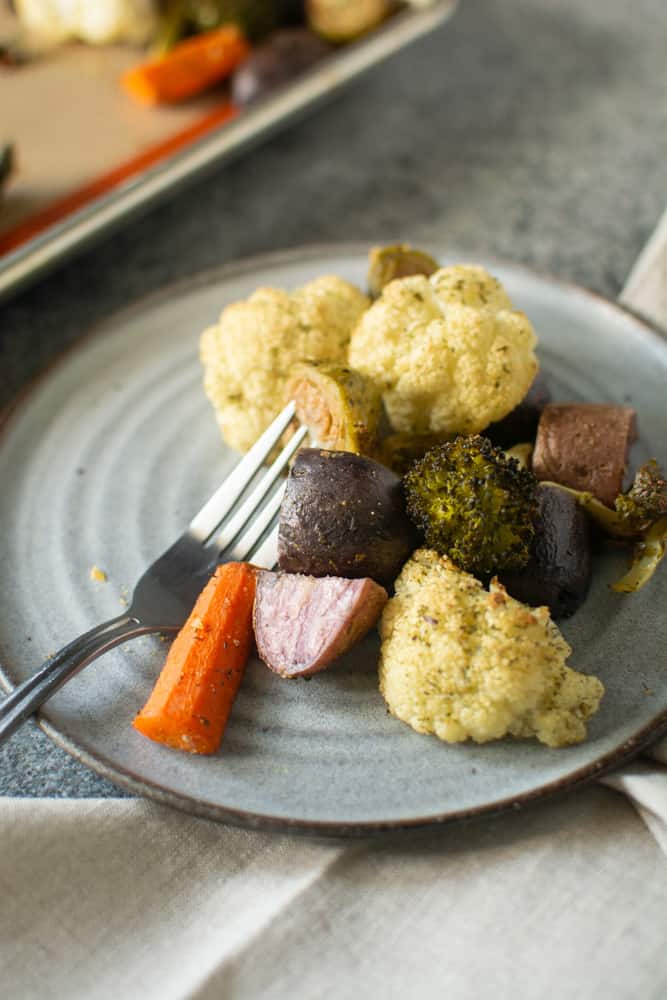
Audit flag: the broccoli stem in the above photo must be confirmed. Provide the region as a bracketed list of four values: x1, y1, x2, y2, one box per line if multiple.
[539, 482, 639, 539]
[611, 517, 667, 593]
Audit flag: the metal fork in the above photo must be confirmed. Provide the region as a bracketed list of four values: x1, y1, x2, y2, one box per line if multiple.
[0, 402, 307, 746]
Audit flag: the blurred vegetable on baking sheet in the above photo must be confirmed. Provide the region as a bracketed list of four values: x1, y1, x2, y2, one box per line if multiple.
[154, 0, 303, 51]
[12, 0, 159, 46]
[6, 1, 440, 105]
[306, 0, 395, 43]
[121, 23, 249, 103]
[8, 1, 432, 54]
[0, 144, 14, 194]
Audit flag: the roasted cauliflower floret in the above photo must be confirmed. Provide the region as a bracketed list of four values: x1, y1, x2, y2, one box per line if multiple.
[379, 549, 604, 747]
[200, 276, 369, 452]
[348, 265, 538, 436]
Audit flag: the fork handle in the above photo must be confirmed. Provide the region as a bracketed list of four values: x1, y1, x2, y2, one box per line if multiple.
[0, 614, 159, 745]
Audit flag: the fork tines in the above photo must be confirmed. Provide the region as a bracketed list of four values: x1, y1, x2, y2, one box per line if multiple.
[189, 402, 306, 567]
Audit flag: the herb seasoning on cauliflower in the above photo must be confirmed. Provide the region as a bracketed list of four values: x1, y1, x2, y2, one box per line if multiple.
[200, 276, 369, 453]
[379, 549, 604, 747]
[348, 265, 538, 437]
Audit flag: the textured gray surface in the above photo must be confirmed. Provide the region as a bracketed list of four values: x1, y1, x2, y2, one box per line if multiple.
[1, 0, 666, 797]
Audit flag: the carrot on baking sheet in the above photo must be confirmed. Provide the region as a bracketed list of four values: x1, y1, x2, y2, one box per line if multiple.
[121, 25, 250, 105]
[133, 562, 256, 754]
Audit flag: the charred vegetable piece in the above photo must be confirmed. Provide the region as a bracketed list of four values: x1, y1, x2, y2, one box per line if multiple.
[286, 361, 383, 456]
[367, 243, 439, 298]
[306, 0, 395, 42]
[501, 484, 592, 618]
[254, 571, 388, 677]
[485, 373, 552, 449]
[0, 143, 13, 194]
[532, 403, 637, 507]
[278, 449, 418, 585]
[403, 435, 538, 577]
[231, 29, 331, 104]
[0, 42, 26, 67]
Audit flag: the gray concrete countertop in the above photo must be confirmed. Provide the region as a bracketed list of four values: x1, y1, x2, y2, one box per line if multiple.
[1, 0, 666, 796]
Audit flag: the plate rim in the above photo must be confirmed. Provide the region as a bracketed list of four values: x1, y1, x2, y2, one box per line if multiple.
[2, 241, 667, 837]
[33, 708, 667, 837]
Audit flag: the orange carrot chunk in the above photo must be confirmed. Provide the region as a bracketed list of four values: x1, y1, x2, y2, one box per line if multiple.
[133, 562, 256, 754]
[121, 25, 250, 105]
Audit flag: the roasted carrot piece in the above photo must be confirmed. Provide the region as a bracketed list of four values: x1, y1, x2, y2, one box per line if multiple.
[121, 25, 250, 105]
[133, 562, 256, 754]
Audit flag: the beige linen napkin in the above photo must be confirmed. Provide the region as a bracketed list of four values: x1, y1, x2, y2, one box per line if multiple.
[2, 787, 666, 999]
[597, 210, 667, 852]
[2, 217, 667, 1000]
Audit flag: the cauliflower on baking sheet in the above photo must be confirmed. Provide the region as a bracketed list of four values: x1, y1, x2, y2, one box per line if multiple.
[14, 0, 158, 45]
[379, 549, 604, 748]
[200, 276, 369, 453]
[348, 265, 538, 437]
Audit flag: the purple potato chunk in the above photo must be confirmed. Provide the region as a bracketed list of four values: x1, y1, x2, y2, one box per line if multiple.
[278, 448, 418, 585]
[484, 372, 552, 449]
[501, 483, 592, 618]
[231, 29, 332, 105]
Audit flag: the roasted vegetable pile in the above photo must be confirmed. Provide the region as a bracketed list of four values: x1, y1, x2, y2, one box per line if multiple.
[133, 242, 667, 759]
[7, 1, 422, 107]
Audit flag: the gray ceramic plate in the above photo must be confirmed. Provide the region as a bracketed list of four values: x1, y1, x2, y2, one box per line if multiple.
[1, 245, 666, 835]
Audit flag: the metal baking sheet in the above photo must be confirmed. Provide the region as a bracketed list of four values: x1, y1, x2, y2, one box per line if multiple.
[0, 1, 458, 302]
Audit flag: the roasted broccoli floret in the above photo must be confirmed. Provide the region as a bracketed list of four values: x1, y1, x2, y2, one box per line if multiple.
[611, 461, 667, 590]
[403, 435, 538, 576]
[614, 459, 667, 532]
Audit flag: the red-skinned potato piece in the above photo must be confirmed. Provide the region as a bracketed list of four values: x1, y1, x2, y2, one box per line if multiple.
[532, 403, 636, 507]
[253, 572, 388, 678]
